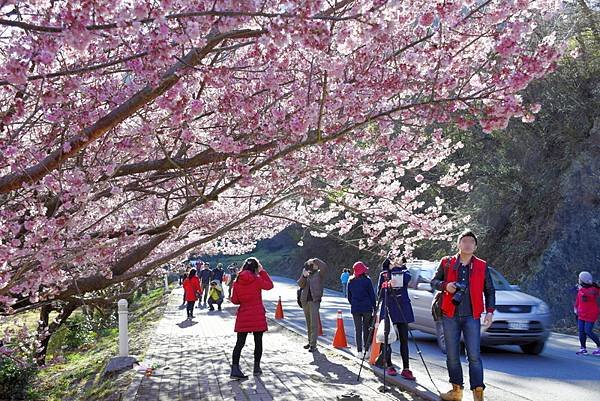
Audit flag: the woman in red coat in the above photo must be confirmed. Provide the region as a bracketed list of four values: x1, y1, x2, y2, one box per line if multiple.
[230, 257, 274, 379]
[182, 269, 202, 319]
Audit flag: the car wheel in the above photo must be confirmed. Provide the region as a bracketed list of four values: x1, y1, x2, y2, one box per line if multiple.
[435, 321, 447, 354]
[520, 340, 545, 355]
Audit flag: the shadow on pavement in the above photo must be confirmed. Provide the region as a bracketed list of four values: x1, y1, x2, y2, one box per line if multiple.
[176, 319, 198, 328]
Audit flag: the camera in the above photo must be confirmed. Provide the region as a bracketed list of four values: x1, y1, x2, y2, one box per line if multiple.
[451, 282, 467, 305]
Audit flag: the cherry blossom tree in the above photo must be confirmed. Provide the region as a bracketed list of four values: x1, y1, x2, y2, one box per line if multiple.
[0, 0, 563, 362]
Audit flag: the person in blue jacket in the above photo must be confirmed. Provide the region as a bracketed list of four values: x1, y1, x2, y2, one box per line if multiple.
[347, 261, 376, 355]
[376, 255, 416, 381]
[340, 268, 351, 297]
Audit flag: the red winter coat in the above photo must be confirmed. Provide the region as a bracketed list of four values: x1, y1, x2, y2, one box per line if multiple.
[576, 286, 600, 322]
[231, 270, 274, 333]
[183, 276, 202, 302]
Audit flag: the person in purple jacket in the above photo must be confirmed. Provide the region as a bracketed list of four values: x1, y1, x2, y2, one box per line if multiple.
[347, 261, 376, 355]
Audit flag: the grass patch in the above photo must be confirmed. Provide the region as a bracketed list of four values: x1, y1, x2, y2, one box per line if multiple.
[30, 286, 171, 401]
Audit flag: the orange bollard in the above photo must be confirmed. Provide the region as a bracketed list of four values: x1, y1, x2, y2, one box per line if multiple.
[318, 314, 324, 336]
[275, 296, 284, 319]
[332, 310, 349, 348]
[369, 316, 381, 365]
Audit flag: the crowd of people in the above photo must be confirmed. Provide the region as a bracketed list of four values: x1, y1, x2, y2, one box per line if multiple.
[175, 229, 599, 401]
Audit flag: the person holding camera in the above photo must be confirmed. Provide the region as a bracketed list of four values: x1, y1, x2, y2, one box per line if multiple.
[207, 280, 224, 311]
[431, 230, 495, 401]
[298, 258, 327, 352]
[375, 255, 416, 381]
[230, 257, 274, 379]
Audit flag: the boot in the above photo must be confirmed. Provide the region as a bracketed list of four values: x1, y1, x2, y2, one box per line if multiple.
[473, 387, 484, 401]
[230, 364, 248, 380]
[253, 361, 262, 375]
[440, 384, 463, 401]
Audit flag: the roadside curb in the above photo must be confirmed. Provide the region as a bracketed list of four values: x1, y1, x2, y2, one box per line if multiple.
[267, 300, 440, 401]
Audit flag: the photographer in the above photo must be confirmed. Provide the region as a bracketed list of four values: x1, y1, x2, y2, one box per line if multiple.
[297, 258, 327, 352]
[375, 255, 416, 381]
[431, 230, 495, 401]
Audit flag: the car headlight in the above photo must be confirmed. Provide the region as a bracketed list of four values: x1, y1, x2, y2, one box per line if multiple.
[535, 302, 550, 314]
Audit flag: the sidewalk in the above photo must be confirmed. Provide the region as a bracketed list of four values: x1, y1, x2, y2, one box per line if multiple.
[123, 287, 424, 401]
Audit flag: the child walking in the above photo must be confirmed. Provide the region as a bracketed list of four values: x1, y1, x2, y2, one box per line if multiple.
[575, 271, 600, 356]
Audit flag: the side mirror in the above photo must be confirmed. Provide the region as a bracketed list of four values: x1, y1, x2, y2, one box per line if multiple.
[417, 283, 433, 292]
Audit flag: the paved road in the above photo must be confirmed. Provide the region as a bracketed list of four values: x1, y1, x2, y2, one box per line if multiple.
[262, 276, 600, 401]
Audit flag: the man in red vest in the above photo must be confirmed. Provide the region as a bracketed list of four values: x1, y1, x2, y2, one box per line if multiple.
[431, 230, 496, 401]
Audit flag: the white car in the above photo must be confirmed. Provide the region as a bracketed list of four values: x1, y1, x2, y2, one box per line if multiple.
[406, 260, 551, 355]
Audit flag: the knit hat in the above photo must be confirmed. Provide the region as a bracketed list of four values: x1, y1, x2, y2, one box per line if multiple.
[579, 271, 593, 285]
[353, 261, 369, 277]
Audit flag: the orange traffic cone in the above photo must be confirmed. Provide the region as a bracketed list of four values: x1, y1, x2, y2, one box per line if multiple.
[332, 310, 349, 348]
[275, 296, 284, 319]
[369, 316, 381, 365]
[318, 314, 324, 336]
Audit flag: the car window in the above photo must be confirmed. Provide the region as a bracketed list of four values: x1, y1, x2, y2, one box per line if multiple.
[488, 267, 514, 290]
[408, 268, 420, 289]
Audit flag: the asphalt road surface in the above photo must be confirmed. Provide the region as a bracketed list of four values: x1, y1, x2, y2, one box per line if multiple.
[260, 276, 600, 401]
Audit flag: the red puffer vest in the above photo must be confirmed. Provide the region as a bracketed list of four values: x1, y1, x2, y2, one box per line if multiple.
[231, 270, 274, 332]
[440, 255, 490, 319]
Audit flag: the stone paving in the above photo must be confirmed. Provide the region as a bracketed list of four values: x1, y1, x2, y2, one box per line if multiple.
[124, 287, 424, 401]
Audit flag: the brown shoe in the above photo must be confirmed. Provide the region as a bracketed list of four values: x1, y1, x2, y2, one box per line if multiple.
[440, 384, 463, 401]
[473, 387, 484, 401]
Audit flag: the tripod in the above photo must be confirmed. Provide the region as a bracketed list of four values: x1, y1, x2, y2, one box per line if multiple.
[356, 276, 395, 392]
[356, 269, 441, 394]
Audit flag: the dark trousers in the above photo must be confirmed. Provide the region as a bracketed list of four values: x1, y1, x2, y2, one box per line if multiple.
[232, 332, 264, 367]
[578, 319, 600, 348]
[208, 298, 223, 310]
[186, 301, 195, 318]
[201, 284, 209, 303]
[352, 312, 372, 353]
[377, 322, 410, 369]
[443, 315, 484, 390]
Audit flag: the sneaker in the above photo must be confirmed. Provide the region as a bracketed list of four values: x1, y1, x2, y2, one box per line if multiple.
[576, 348, 588, 355]
[303, 344, 311, 349]
[592, 348, 600, 356]
[401, 369, 416, 381]
[386, 367, 398, 376]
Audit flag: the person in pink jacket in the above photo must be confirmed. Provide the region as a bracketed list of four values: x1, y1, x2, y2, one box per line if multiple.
[575, 271, 600, 356]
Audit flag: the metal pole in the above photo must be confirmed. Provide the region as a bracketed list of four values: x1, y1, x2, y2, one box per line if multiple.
[118, 299, 129, 357]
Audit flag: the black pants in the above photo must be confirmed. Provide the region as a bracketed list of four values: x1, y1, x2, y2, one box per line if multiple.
[232, 332, 263, 366]
[186, 301, 195, 317]
[352, 312, 372, 353]
[201, 284, 209, 303]
[377, 322, 410, 369]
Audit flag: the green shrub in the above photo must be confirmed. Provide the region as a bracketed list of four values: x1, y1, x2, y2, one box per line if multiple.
[63, 315, 96, 350]
[0, 356, 37, 400]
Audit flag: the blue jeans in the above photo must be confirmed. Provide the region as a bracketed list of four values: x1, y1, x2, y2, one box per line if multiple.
[342, 283, 348, 298]
[442, 315, 484, 390]
[578, 319, 600, 348]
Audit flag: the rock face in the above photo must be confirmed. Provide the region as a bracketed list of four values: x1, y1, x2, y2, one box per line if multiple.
[522, 117, 600, 327]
